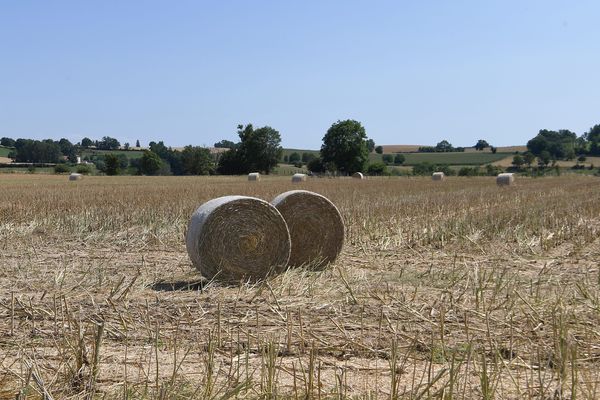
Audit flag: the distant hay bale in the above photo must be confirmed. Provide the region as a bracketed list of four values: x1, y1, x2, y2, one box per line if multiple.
[272, 190, 344, 269]
[186, 196, 291, 282]
[352, 172, 364, 179]
[291, 173, 307, 183]
[496, 173, 515, 186]
[432, 172, 445, 181]
[248, 172, 261, 181]
[69, 173, 82, 181]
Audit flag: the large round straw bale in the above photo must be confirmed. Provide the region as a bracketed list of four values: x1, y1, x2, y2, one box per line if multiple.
[69, 173, 82, 181]
[186, 196, 291, 281]
[271, 190, 344, 269]
[496, 173, 515, 186]
[432, 172, 445, 181]
[248, 172, 261, 181]
[352, 172, 364, 179]
[291, 173, 307, 183]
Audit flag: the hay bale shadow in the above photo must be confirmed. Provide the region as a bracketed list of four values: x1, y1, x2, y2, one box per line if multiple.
[150, 278, 207, 292]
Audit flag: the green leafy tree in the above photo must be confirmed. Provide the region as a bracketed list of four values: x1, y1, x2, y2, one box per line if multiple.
[538, 151, 551, 168]
[181, 146, 214, 175]
[320, 120, 369, 174]
[366, 139, 375, 153]
[527, 129, 577, 159]
[375, 146, 383, 154]
[394, 154, 405, 165]
[54, 164, 71, 174]
[307, 157, 326, 173]
[289, 152, 301, 163]
[512, 154, 524, 169]
[15, 139, 61, 163]
[367, 162, 387, 176]
[139, 150, 163, 175]
[302, 152, 316, 163]
[116, 154, 129, 169]
[235, 124, 283, 174]
[412, 162, 436, 175]
[435, 140, 454, 152]
[104, 154, 120, 175]
[81, 137, 93, 148]
[217, 148, 245, 174]
[136, 139, 141, 148]
[58, 138, 77, 162]
[523, 152, 535, 167]
[584, 124, 600, 155]
[97, 136, 121, 150]
[217, 124, 279, 175]
[216, 124, 283, 174]
[214, 140, 237, 149]
[148, 141, 185, 175]
[474, 139, 490, 151]
[382, 154, 393, 164]
[76, 164, 92, 175]
[1, 137, 15, 147]
[584, 124, 600, 142]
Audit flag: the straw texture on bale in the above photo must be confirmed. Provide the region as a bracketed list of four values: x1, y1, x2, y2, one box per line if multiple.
[272, 190, 344, 269]
[248, 172, 261, 181]
[186, 196, 291, 281]
[69, 173, 82, 181]
[432, 172, 445, 181]
[291, 173, 307, 183]
[352, 172, 364, 179]
[496, 173, 515, 186]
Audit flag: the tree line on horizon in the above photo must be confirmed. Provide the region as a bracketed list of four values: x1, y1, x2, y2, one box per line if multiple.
[2, 121, 599, 176]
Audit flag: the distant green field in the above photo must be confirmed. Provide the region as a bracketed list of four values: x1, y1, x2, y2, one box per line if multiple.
[370, 152, 512, 166]
[82, 149, 144, 159]
[273, 163, 308, 175]
[0, 167, 55, 174]
[0, 146, 14, 157]
[281, 148, 319, 158]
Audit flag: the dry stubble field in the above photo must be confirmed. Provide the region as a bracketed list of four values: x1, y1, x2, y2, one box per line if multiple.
[1, 174, 599, 399]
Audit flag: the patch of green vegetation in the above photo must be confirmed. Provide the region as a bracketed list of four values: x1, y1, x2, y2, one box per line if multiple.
[81, 149, 144, 159]
[0, 167, 55, 174]
[281, 148, 319, 158]
[273, 163, 307, 175]
[0, 146, 14, 157]
[369, 152, 512, 166]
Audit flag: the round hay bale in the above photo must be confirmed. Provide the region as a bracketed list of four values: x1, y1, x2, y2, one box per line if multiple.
[248, 172, 261, 181]
[291, 173, 307, 183]
[432, 172, 445, 181]
[496, 173, 515, 186]
[69, 173, 82, 181]
[272, 190, 344, 269]
[186, 196, 291, 281]
[352, 172, 364, 179]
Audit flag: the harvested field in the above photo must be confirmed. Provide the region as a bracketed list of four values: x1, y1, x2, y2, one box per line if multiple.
[492, 155, 600, 168]
[370, 152, 512, 165]
[381, 145, 527, 154]
[1, 174, 600, 398]
[380, 145, 425, 153]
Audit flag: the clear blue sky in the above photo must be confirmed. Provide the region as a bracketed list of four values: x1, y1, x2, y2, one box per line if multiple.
[1, 1, 599, 149]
